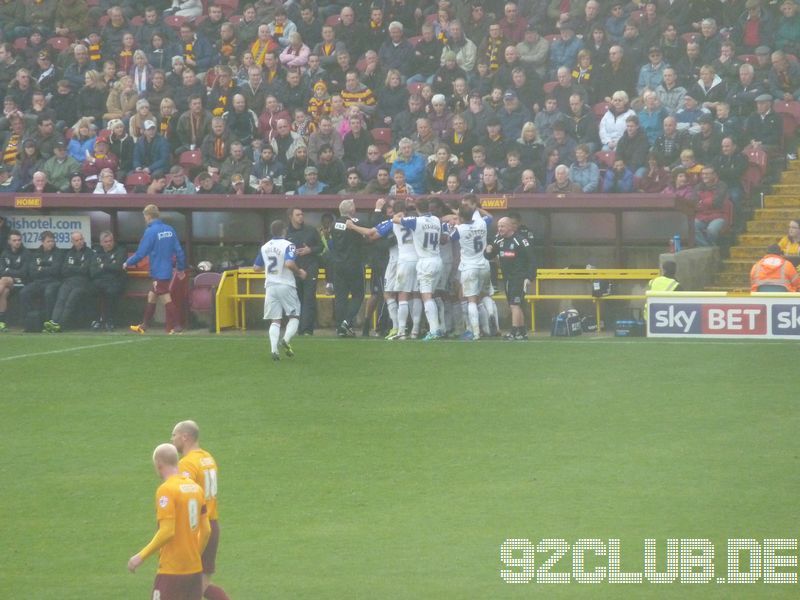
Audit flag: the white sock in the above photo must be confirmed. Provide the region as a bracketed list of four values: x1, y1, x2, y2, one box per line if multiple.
[424, 299, 440, 333]
[269, 322, 280, 353]
[478, 303, 489, 335]
[482, 296, 498, 330]
[411, 298, 423, 334]
[468, 301, 480, 337]
[397, 300, 409, 334]
[386, 297, 398, 331]
[284, 317, 299, 343]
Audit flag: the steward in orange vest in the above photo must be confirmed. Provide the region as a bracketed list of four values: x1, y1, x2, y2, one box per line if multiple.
[750, 245, 800, 291]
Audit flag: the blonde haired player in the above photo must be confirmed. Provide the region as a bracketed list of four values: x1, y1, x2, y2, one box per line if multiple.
[128, 443, 210, 600]
[172, 421, 231, 600]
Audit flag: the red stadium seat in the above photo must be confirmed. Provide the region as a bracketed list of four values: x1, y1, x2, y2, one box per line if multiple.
[543, 81, 559, 95]
[737, 54, 757, 65]
[545, 34, 560, 42]
[325, 14, 341, 26]
[97, 14, 110, 27]
[189, 272, 222, 331]
[355, 57, 367, 73]
[370, 127, 392, 153]
[125, 172, 152, 187]
[594, 150, 616, 169]
[179, 150, 204, 172]
[164, 15, 187, 30]
[741, 145, 768, 194]
[12, 38, 27, 50]
[773, 99, 800, 121]
[407, 81, 425, 95]
[425, 13, 437, 24]
[407, 35, 422, 46]
[228, 14, 243, 24]
[47, 37, 71, 52]
[215, 0, 240, 18]
[130, 15, 145, 26]
[592, 101, 609, 121]
[682, 33, 699, 44]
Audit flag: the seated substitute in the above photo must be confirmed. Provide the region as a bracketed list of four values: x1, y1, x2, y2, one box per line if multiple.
[45, 232, 95, 332]
[91, 230, 127, 332]
[0, 229, 29, 331]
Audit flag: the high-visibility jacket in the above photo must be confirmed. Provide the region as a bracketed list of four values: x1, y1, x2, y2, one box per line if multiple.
[750, 254, 800, 291]
[648, 275, 680, 292]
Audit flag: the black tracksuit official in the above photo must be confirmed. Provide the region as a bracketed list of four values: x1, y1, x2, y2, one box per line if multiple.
[330, 214, 365, 334]
[21, 242, 63, 320]
[91, 242, 127, 328]
[484, 231, 537, 306]
[0, 245, 29, 284]
[286, 220, 323, 335]
[51, 242, 95, 327]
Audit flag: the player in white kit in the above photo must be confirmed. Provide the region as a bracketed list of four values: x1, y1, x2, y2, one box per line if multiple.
[253, 220, 307, 361]
[461, 194, 499, 336]
[450, 204, 493, 340]
[393, 197, 444, 340]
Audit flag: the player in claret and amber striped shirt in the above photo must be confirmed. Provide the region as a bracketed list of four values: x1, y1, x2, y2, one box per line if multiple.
[172, 421, 231, 600]
[128, 443, 210, 600]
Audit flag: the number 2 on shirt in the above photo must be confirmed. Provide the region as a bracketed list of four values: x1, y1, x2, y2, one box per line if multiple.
[267, 256, 278, 274]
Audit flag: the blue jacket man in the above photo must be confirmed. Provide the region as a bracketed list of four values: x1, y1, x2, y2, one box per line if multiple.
[133, 121, 171, 174]
[124, 204, 187, 333]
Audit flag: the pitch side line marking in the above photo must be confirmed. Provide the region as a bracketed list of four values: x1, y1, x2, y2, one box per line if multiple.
[0, 339, 146, 362]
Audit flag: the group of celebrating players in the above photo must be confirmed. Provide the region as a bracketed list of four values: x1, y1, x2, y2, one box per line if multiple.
[128, 421, 230, 600]
[257, 193, 538, 359]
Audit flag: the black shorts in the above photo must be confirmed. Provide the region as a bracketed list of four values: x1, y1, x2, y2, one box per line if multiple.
[202, 520, 220, 574]
[505, 278, 525, 306]
[152, 572, 202, 600]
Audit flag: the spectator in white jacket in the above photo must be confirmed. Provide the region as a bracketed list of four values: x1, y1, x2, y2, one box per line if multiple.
[599, 91, 636, 150]
[93, 168, 127, 194]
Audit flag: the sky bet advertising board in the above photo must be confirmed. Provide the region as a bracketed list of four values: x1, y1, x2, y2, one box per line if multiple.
[648, 295, 800, 339]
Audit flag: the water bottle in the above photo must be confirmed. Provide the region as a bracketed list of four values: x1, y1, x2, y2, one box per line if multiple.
[672, 235, 681, 253]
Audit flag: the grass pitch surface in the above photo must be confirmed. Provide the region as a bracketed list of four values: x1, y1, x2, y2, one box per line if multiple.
[0, 333, 797, 599]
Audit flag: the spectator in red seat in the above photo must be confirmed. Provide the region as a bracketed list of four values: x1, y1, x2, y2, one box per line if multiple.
[602, 157, 634, 193]
[637, 153, 671, 193]
[615, 115, 650, 177]
[176, 95, 212, 154]
[712, 137, 748, 211]
[692, 165, 730, 246]
[81, 137, 118, 182]
[546, 164, 581, 194]
[93, 167, 126, 194]
[65, 171, 91, 193]
[258, 95, 291, 142]
[133, 120, 170, 176]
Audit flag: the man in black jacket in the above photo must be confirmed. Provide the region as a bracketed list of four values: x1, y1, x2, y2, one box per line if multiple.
[0, 228, 27, 330]
[330, 198, 365, 337]
[20, 230, 62, 328]
[91, 230, 127, 331]
[285, 207, 323, 336]
[484, 216, 537, 340]
[46, 231, 95, 332]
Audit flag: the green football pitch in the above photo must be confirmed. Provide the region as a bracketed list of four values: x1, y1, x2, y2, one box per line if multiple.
[1, 332, 798, 599]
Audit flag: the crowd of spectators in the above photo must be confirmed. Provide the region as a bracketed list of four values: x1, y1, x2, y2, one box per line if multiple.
[0, 0, 797, 245]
